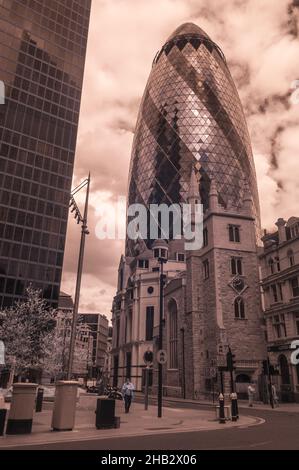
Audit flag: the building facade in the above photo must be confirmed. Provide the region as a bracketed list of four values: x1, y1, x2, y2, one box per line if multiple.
[260, 217, 299, 402]
[161, 177, 266, 400]
[112, 22, 266, 397]
[0, 0, 91, 308]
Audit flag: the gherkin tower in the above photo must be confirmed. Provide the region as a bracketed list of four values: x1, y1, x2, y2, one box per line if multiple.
[127, 22, 260, 255]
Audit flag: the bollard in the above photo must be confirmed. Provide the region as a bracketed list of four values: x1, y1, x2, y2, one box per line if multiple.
[35, 387, 44, 413]
[218, 393, 226, 424]
[6, 383, 38, 435]
[51, 381, 78, 431]
[231, 392, 238, 422]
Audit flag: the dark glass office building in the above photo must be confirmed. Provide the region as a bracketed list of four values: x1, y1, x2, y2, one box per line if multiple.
[127, 23, 260, 255]
[0, 0, 91, 308]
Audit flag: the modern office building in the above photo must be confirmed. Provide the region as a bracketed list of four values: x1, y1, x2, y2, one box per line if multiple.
[0, 0, 91, 308]
[260, 217, 299, 402]
[112, 23, 266, 395]
[126, 22, 260, 257]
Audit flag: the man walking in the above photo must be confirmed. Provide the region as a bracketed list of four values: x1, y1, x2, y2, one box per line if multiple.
[248, 382, 255, 407]
[122, 378, 135, 413]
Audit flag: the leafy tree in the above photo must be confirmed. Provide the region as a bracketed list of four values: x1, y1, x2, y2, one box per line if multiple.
[0, 287, 56, 379]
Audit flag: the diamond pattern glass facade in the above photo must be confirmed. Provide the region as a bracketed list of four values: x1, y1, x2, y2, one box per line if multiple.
[0, 0, 91, 308]
[127, 23, 260, 255]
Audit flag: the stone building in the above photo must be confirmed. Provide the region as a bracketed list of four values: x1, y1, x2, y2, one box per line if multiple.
[260, 217, 299, 402]
[161, 174, 267, 400]
[111, 243, 186, 390]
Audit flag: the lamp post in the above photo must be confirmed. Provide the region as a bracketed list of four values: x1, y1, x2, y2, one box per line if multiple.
[67, 174, 90, 381]
[152, 239, 169, 419]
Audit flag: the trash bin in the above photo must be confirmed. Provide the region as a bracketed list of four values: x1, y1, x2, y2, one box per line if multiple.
[95, 398, 115, 429]
[51, 381, 78, 431]
[35, 387, 44, 413]
[0, 409, 7, 436]
[6, 383, 38, 435]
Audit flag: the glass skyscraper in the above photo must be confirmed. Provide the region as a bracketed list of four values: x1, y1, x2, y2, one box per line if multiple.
[127, 22, 260, 255]
[0, 0, 91, 308]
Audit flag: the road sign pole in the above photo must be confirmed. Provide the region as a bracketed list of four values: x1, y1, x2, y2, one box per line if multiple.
[145, 366, 149, 411]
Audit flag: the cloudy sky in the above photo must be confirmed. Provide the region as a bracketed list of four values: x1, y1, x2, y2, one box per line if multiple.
[61, 0, 299, 319]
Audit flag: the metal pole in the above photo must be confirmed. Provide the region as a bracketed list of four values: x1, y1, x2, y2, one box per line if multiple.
[268, 357, 274, 409]
[181, 328, 186, 399]
[67, 174, 90, 380]
[158, 259, 164, 418]
[145, 366, 149, 411]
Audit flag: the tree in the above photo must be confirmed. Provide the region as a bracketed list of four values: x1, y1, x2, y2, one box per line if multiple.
[43, 318, 91, 381]
[0, 287, 56, 379]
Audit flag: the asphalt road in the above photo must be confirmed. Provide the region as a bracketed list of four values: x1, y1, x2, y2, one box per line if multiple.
[4, 401, 299, 451]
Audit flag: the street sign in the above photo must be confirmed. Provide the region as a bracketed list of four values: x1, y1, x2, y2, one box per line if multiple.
[157, 350, 167, 365]
[204, 367, 217, 379]
[143, 350, 154, 365]
[217, 343, 229, 355]
[216, 354, 227, 368]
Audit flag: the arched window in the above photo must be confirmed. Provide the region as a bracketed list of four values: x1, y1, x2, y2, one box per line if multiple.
[287, 249, 295, 267]
[168, 299, 178, 369]
[234, 297, 245, 319]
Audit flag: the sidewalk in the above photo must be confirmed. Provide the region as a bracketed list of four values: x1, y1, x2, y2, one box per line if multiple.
[0, 397, 262, 449]
[137, 394, 299, 413]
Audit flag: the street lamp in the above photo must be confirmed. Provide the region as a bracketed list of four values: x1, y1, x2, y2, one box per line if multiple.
[66, 174, 91, 380]
[152, 239, 168, 418]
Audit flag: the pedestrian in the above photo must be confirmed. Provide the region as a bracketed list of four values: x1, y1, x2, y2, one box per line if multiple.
[271, 383, 279, 407]
[122, 378, 135, 413]
[248, 382, 255, 407]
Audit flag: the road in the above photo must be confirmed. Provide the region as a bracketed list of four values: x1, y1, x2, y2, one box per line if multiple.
[4, 401, 299, 450]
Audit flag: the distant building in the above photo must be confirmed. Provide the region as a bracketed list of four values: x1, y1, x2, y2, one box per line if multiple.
[55, 292, 92, 378]
[260, 217, 299, 403]
[79, 313, 109, 377]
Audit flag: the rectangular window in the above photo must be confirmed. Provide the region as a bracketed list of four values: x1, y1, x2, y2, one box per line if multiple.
[138, 259, 149, 269]
[203, 228, 208, 247]
[291, 277, 299, 297]
[272, 314, 287, 338]
[229, 225, 240, 243]
[203, 260, 209, 279]
[271, 284, 283, 303]
[145, 306, 154, 341]
[126, 352, 132, 380]
[231, 257, 243, 275]
[176, 253, 185, 262]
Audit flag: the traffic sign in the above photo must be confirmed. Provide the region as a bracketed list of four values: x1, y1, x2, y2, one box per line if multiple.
[157, 350, 167, 365]
[216, 355, 227, 368]
[204, 367, 217, 379]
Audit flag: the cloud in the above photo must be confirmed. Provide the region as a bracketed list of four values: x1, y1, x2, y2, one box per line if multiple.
[61, 0, 299, 318]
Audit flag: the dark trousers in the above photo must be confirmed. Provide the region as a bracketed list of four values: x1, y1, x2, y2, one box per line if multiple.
[124, 395, 132, 413]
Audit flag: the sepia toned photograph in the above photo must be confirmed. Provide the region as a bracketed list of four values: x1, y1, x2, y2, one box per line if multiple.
[0, 0, 299, 461]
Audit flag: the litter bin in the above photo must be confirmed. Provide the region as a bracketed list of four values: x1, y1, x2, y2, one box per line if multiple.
[6, 383, 38, 435]
[51, 381, 78, 431]
[95, 398, 115, 429]
[35, 387, 44, 413]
